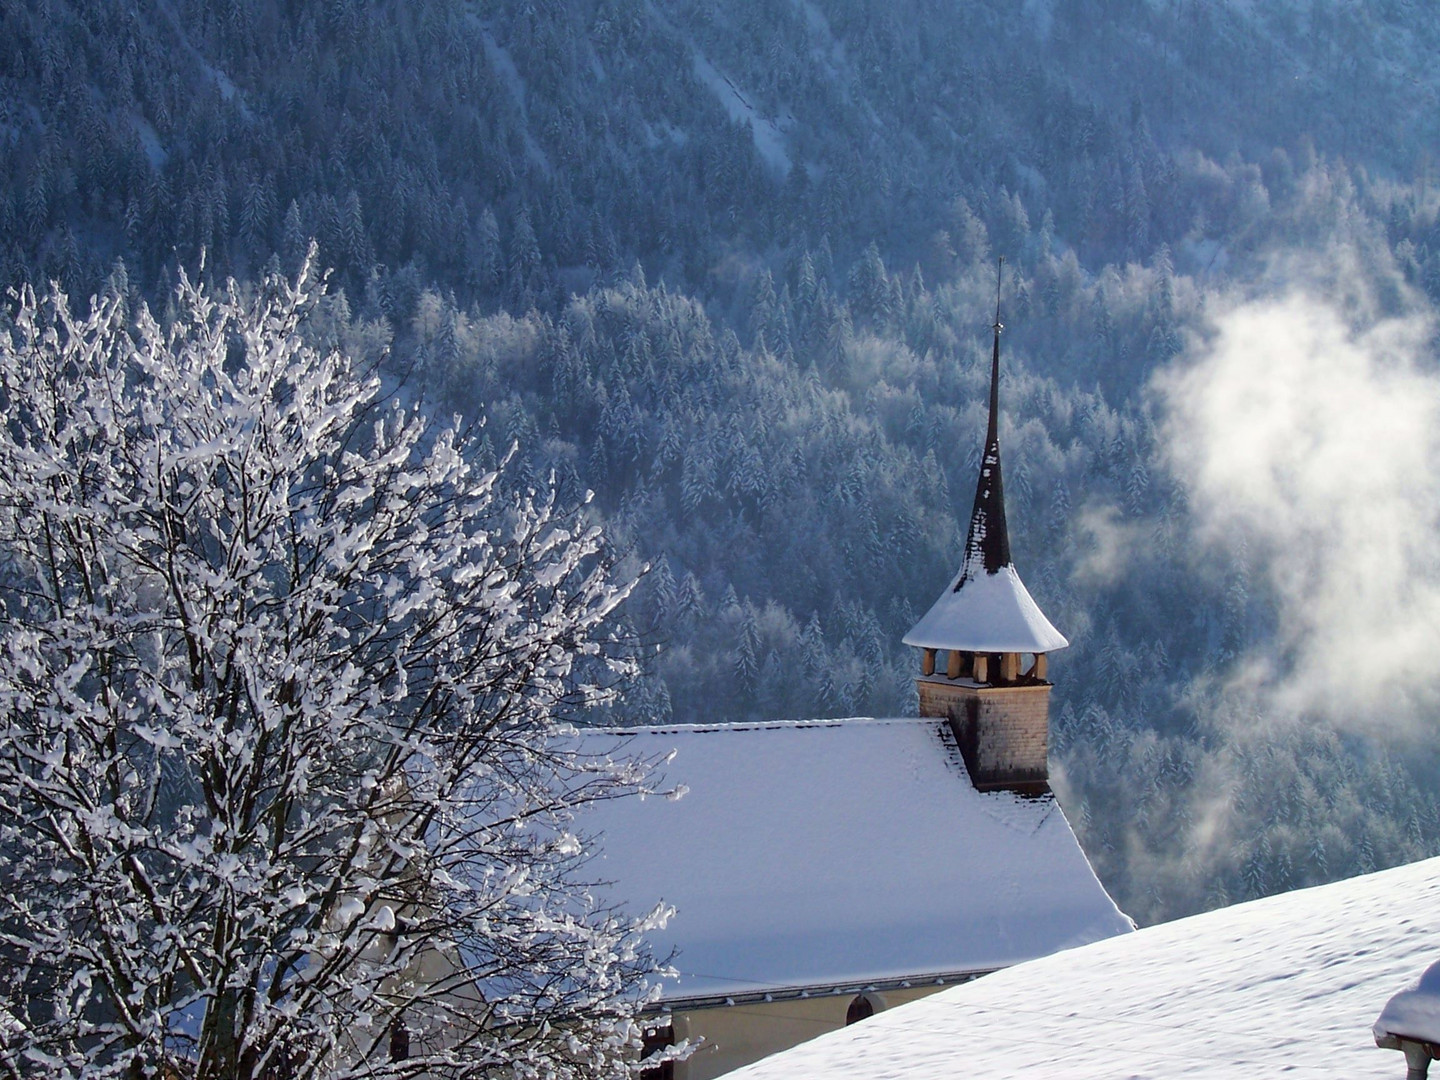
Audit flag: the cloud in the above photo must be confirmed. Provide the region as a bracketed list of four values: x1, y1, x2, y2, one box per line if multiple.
[1071, 502, 1150, 587]
[1153, 248, 1440, 732]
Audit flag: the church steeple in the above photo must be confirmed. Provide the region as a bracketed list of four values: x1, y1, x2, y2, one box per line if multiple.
[903, 260, 1065, 660]
[958, 259, 1012, 586]
[902, 259, 1067, 793]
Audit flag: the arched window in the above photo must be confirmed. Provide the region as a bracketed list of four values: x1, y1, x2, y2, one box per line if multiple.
[846, 994, 875, 1025]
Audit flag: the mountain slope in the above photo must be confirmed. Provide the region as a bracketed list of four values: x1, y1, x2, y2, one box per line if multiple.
[4, 0, 1440, 923]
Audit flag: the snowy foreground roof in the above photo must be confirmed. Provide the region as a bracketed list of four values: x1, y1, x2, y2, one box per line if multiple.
[722, 855, 1440, 1080]
[902, 563, 1068, 654]
[574, 717, 1130, 1003]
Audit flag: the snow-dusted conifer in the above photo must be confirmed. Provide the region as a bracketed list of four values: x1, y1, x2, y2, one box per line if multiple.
[0, 256, 667, 1080]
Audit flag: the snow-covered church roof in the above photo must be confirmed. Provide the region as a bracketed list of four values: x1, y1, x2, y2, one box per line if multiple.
[903, 276, 1067, 656]
[724, 856, 1440, 1080]
[574, 717, 1131, 1004]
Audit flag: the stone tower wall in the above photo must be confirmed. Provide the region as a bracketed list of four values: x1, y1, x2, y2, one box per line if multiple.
[917, 678, 1050, 793]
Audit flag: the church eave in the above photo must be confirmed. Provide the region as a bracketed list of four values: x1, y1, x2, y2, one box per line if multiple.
[644, 968, 993, 1012]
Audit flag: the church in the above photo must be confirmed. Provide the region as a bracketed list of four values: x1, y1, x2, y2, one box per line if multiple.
[575, 279, 1133, 1079]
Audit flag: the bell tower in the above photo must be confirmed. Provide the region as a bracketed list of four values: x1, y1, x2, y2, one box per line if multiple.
[903, 260, 1068, 794]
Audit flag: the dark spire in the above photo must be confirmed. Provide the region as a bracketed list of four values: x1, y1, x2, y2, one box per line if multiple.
[956, 257, 1012, 589]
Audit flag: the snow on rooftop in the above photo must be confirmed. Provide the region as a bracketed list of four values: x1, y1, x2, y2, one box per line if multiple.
[902, 564, 1068, 654]
[721, 855, 1440, 1080]
[574, 717, 1129, 1002]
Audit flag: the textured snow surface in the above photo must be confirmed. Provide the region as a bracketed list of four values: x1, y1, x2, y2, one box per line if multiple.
[723, 856, 1440, 1080]
[575, 718, 1129, 1000]
[903, 564, 1069, 653]
[1375, 958, 1440, 1046]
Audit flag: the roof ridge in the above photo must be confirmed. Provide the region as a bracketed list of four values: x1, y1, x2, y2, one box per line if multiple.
[581, 716, 944, 736]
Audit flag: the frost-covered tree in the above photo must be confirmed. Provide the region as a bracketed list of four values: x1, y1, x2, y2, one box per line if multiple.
[0, 259, 668, 1080]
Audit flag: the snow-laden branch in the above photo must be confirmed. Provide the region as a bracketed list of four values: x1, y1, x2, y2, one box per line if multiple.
[0, 255, 666, 1080]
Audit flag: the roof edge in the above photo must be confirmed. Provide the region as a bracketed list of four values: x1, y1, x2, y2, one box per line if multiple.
[645, 967, 996, 1011]
[572, 716, 953, 738]
[900, 628, 1070, 653]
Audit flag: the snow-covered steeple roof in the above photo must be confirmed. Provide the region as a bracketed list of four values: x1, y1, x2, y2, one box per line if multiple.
[904, 563, 1068, 653]
[904, 262, 1068, 655]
